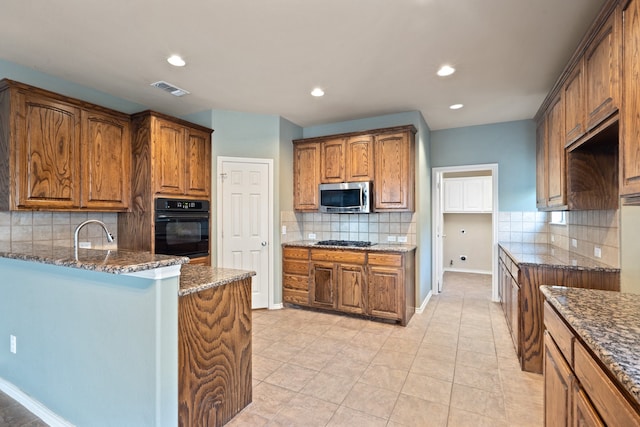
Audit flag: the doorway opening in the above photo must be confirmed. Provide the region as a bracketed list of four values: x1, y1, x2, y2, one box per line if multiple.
[432, 164, 499, 301]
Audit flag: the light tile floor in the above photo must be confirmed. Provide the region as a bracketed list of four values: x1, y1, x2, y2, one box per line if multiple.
[0, 272, 543, 426]
[229, 272, 543, 426]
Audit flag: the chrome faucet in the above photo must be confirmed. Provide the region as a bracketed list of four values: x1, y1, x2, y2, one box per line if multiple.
[73, 220, 115, 251]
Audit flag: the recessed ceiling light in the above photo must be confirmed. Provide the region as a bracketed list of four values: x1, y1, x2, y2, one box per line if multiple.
[311, 87, 325, 97]
[437, 65, 456, 77]
[449, 103, 464, 110]
[167, 55, 186, 67]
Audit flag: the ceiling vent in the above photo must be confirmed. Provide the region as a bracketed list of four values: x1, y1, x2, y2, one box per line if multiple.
[150, 81, 190, 97]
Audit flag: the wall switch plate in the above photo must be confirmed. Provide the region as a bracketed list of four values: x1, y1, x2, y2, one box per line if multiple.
[397, 236, 407, 243]
[10, 335, 16, 354]
[79, 241, 91, 249]
[387, 236, 397, 242]
[571, 238, 578, 248]
[308, 233, 316, 240]
[594, 246, 602, 258]
[551, 235, 555, 243]
[281, 225, 287, 235]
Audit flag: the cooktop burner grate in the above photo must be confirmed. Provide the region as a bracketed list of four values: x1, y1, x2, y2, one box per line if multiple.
[316, 240, 374, 247]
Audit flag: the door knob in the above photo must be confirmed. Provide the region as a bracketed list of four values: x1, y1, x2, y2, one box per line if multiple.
[261, 241, 267, 247]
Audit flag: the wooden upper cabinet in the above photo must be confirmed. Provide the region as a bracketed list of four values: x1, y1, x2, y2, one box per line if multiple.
[320, 138, 345, 183]
[0, 79, 131, 211]
[141, 113, 211, 199]
[345, 135, 374, 182]
[293, 141, 320, 211]
[585, 8, 620, 132]
[536, 119, 548, 209]
[546, 93, 567, 209]
[81, 110, 130, 210]
[621, 0, 640, 200]
[374, 128, 415, 211]
[564, 60, 586, 145]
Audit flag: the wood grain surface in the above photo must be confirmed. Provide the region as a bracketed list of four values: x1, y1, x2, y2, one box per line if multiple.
[178, 277, 252, 427]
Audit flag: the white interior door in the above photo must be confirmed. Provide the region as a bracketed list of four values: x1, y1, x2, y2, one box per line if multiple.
[218, 157, 272, 309]
[432, 172, 444, 293]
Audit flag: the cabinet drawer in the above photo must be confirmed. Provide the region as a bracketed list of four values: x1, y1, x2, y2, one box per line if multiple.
[544, 302, 575, 365]
[283, 247, 309, 260]
[283, 274, 309, 291]
[311, 249, 365, 264]
[368, 253, 402, 267]
[283, 260, 309, 275]
[283, 289, 310, 305]
[574, 341, 640, 426]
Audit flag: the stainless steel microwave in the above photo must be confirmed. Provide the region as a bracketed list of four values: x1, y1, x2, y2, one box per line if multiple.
[319, 182, 371, 213]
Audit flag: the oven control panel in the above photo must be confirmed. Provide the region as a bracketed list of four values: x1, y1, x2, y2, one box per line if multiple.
[155, 198, 210, 212]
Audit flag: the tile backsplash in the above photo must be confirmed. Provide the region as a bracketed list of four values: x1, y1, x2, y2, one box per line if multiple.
[280, 211, 416, 245]
[499, 210, 620, 267]
[0, 211, 118, 249]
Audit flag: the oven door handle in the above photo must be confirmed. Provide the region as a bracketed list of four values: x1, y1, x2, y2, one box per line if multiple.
[155, 214, 209, 221]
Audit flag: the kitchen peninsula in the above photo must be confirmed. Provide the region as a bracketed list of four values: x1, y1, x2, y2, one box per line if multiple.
[0, 243, 254, 427]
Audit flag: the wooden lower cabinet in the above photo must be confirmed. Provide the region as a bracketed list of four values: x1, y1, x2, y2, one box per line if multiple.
[282, 246, 415, 325]
[499, 245, 619, 374]
[543, 301, 639, 427]
[178, 277, 252, 427]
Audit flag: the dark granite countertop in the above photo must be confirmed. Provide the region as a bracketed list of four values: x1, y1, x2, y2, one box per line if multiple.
[0, 242, 188, 274]
[282, 240, 417, 253]
[541, 286, 640, 407]
[179, 264, 256, 296]
[499, 242, 619, 272]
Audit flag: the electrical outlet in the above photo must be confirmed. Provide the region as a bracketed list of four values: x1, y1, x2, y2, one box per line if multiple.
[308, 233, 316, 240]
[397, 236, 407, 243]
[10, 335, 16, 354]
[281, 225, 287, 235]
[387, 235, 397, 242]
[571, 238, 578, 248]
[594, 246, 602, 258]
[79, 241, 91, 249]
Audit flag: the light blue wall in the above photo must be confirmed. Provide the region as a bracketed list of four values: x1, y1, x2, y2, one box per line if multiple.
[0, 259, 179, 426]
[431, 120, 537, 212]
[300, 111, 433, 306]
[0, 59, 145, 113]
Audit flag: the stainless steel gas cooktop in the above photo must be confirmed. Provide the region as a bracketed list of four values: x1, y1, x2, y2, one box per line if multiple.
[316, 240, 374, 247]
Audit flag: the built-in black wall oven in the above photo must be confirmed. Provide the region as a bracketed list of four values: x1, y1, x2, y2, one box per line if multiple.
[154, 198, 210, 259]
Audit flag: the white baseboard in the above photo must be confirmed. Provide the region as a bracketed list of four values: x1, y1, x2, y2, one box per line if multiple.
[415, 290, 432, 314]
[268, 303, 283, 310]
[444, 268, 492, 275]
[0, 378, 74, 427]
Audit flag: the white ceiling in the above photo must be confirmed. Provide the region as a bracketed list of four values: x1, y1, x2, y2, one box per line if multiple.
[0, 0, 606, 130]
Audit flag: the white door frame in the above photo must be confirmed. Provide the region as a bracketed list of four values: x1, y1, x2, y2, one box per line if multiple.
[431, 163, 500, 301]
[216, 156, 275, 309]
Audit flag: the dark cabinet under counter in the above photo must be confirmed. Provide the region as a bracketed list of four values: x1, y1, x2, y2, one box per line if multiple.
[498, 243, 619, 374]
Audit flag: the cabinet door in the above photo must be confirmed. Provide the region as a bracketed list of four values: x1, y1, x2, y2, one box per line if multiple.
[573, 384, 604, 427]
[368, 265, 402, 321]
[536, 119, 548, 209]
[547, 93, 567, 208]
[544, 332, 574, 427]
[463, 179, 484, 212]
[16, 93, 81, 209]
[336, 263, 366, 314]
[564, 61, 586, 145]
[481, 177, 492, 211]
[311, 261, 336, 308]
[443, 179, 464, 212]
[374, 131, 414, 211]
[320, 138, 345, 183]
[346, 135, 373, 182]
[621, 0, 640, 198]
[510, 277, 519, 353]
[81, 110, 130, 210]
[293, 142, 320, 211]
[153, 118, 186, 196]
[185, 128, 211, 198]
[584, 9, 619, 132]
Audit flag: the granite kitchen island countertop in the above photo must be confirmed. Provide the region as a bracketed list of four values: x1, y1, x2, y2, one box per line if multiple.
[0, 241, 189, 274]
[179, 264, 256, 296]
[283, 240, 416, 252]
[499, 242, 619, 272]
[541, 285, 640, 407]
